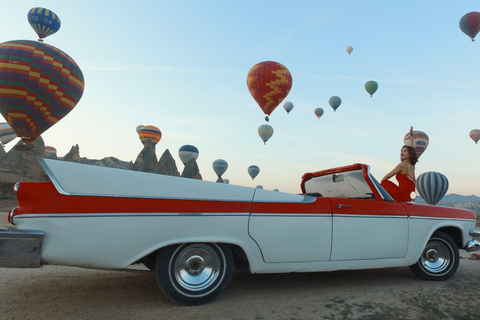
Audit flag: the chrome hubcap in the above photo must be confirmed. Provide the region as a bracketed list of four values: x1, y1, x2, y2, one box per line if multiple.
[421, 240, 451, 274]
[173, 244, 221, 292]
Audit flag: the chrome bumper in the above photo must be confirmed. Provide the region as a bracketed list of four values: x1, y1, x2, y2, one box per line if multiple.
[466, 229, 480, 252]
[0, 227, 45, 268]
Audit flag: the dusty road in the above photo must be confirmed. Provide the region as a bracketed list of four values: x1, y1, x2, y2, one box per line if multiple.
[1, 200, 480, 319]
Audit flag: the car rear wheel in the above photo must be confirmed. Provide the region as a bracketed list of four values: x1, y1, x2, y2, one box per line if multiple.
[155, 243, 233, 305]
[410, 231, 459, 281]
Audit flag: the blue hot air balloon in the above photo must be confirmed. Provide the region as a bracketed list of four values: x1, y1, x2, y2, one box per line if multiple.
[248, 165, 260, 180]
[212, 159, 228, 178]
[459, 12, 480, 41]
[27, 7, 61, 41]
[329, 96, 342, 112]
[283, 101, 294, 114]
[178, 145, 199, 165]
[416, 172, 449, 205]
[258, 124, 274, 144]
[314, 108, 324, 119]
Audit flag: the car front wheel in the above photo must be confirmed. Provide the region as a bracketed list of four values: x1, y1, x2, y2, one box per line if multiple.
[410, 231, 459, 281]
[155, 243, 234, 305]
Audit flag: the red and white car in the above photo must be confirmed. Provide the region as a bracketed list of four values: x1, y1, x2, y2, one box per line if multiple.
[1, 158, 479, 305]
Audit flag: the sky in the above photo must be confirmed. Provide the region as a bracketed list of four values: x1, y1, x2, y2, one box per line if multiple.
[1, 1, 480, 195]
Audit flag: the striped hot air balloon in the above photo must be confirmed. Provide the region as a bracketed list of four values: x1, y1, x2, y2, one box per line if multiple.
[469, 129, 480, 144]
[0, 122, 16, 145]
[178, 145, 199, 165]
[459, 12, 480, 41]
[416, 172, 449, 205]
[0, 40, 84, 143]
[138, 125, 162, 146]
[44, 146, 57, 158]
[258, 124, 274, 144]
[404, 130, 429, 158]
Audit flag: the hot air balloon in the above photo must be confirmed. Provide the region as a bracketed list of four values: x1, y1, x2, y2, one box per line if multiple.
[138, 125, 162, 146]
[403, 129, 429, 158]
[223, 179, 230, 184]
[44, 146, 57, 158]
[248, 165, 260, 180]
[314, 108, 324, 119]
[346, 46, 353, 55]
[469, 129, 480, 144]
[247, 61, 293, 121]
[365, 81, 378, 97]
[329, 96, 342, 112]
[256, 185, 263, 189]
[135, 125, 144, 133]
[416, 172, 449, 205]
[459, 12, 480, 41]
[0, 122, 16, 145]
[0, 40, 84, 145]
[178, 145, 199, 164]
[258, 124, 274, 144]
[27, 7, 61, 42]
[283, 101, 294, 114]
[212, 159, 228, 180]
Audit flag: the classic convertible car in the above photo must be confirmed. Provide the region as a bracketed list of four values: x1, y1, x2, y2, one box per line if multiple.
[1, 158, 479, 305]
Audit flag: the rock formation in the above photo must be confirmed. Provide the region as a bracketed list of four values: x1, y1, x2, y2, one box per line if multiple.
[0, 145, 6, 160]
[155, 149, 180, 176]
[181, 158, 202, 180]
[62, 144, 80, 162]
[132, 141, 158, 173]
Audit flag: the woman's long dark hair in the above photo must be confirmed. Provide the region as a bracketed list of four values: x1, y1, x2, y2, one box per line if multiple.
[403, 145, 418, 165]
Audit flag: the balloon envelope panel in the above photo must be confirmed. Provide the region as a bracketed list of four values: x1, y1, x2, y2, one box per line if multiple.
[0, 40, 85, 143]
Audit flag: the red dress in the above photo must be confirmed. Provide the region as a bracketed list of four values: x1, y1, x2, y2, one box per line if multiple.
[381, 174, 415, 202]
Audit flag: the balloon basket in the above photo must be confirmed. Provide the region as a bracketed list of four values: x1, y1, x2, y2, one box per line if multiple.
[15, 144, 35, 151]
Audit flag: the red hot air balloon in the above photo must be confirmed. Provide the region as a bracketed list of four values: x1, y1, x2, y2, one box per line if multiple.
[247, 61, 292, 121]
[0, 40, 85, 144]
[459, 12, 480, 41]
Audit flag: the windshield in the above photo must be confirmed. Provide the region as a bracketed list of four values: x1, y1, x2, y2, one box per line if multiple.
[303, 169, 376, 199]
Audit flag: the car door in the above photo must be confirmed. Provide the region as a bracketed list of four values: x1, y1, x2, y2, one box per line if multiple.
[249, 194, 332, 263]
[329, 198, 408, 261]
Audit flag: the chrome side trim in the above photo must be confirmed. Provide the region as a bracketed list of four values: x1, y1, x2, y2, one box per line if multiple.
[13, 212, 251, 219]
[251, 213, 331, 218]
[0, 228, 44, 268]
[13, 183, 19, 199]
[409, 216, 476, 222]
[333, 214, 407, 219]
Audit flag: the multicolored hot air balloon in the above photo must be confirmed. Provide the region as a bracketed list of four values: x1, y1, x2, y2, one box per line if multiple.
[27, 7, 61, 41]
[403, 129, 429, 158]
[247, 61, 292, 121]
[346, 46, 353, 55]
[212, 159, 228, 180]
[314, 108, 324, 119]
[0, 122, 16, 145]
[365, 81, 378, 97]
[138, 125, 162, 146]
[283, 101, 294, 114]
[329, 96, 342, 112]
[0, 40, 84, 144]
[416, 172, 449, 205]
[178, 145, 199, 164]
[469, 129, 480, 144]
[248, 165, 260, 180]
[44, 146, 57, 158]
[258, 124, 274, 144]
[459, 12, 480, 41]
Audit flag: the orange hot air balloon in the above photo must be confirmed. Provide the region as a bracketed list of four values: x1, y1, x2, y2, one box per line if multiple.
[138, 125, 162, 146]
[247, 61, 292, 121]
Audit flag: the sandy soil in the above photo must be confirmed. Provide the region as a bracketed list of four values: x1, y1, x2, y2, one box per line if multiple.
[1, 199, 480, 320]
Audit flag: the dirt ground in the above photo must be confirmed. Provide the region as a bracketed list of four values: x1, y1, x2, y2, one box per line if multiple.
[1, 198, 480, 320]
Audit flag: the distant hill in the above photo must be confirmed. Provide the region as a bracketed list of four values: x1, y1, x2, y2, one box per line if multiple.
[416, 194, 480, 215]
